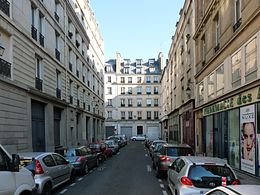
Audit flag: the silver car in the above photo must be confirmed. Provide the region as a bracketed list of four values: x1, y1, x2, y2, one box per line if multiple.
[167, 156, 240, 195]
[205, 185, 260, 195]
[19, 152, 75, 194]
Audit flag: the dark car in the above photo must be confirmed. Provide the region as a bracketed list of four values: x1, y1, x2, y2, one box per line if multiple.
[153, 144, 194, 178]
[89, 142, 112, 162]
[64, 146, 99, 175]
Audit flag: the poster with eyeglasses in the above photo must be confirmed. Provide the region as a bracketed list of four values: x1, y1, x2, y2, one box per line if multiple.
[240, 105, 255, 174]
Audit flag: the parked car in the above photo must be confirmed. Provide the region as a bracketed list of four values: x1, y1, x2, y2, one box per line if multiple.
[153, 144, 194, 178]
[167, 156, 240, 195]
[107, 136, 124, 148]
[64, 146, 99, 175]
[205, 185, 260, 195]
[130, 134, 146, 141]
[19, 152, 74, 195]
[149, 140, 167, 157]
[105, 140, 120, 154]
[113, 134, 128, 146]
[0, 145, 36, 195]
[88, 142, 110, 162]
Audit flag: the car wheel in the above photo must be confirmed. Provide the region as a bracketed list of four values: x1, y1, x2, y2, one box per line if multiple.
[83, 163, 89, 175]
[132, 138, 136, 141]
[42, 183, 52, 195]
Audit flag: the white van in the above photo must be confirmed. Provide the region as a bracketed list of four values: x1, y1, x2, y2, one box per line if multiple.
[0, 144, 36, 195]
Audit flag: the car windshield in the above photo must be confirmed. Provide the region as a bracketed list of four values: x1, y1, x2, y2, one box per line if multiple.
[166, 147, 194, 156]
[188, 165, 236, 188]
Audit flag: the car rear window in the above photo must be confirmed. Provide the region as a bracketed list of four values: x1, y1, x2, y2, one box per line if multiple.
[188, 165, 236, 188]
[166, 147, 194, 156]
[20, 159, 35, 171]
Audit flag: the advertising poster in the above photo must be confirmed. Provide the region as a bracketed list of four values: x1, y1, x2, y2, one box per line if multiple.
[240, 105, 255, 174]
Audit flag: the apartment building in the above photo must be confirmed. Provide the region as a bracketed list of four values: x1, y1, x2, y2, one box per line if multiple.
[194, 0, 260, 177]
[161, 0, 196, 148]
[104, 53, 164, 140]
[0, 0, 105, 153]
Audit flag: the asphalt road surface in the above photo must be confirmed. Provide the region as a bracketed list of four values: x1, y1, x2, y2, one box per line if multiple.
[53, 141, 170, 195]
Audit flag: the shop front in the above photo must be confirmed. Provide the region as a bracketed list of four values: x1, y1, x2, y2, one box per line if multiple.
[201, 86, 260, 177]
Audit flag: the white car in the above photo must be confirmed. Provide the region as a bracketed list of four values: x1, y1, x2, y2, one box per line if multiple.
[131, 135, 146, 141]
[0, 144, 36, 195]
[205, 185, 260, 195]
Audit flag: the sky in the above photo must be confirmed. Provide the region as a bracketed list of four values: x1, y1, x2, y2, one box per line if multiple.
[90, 0, 185, 61]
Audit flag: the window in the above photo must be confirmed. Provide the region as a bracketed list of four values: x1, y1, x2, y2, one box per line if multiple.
[120, 77, 125, 83]
[137, 86, 142, 95]
[55, 31, 60, 61]
[147, 111, 151, 119]
[201, 35, 206, 63]
[36, 57, 42, 79]
[214, 13, 220, 50]
[121, 87, 125, 94]
[128, 77, 132, 83]
[208, 73, 215, 100]
[0, 148, 10, 171]
[128, 98, 132, 107]
[154, 86, 159, 94]
[235, 0, 241, 23]
[137, 77, 142, 83]
[124, 67, 129, 74]
[39, 12, 44, 47]
[198, 82, 204, 104]
[245, 38, 257, 82]
[154, 76, 158, 83]
[136, 67, 141, 74]
[31, 5, 37, 41]
[107, 111, 112, 119]
[146, 76, 151, 83]
[56, 70, 61, 98]
[77, 86, 80, 105]
[54, 0, 60, 23]
[146, 98, 152, 107]
[128, 87, 132, 94]
[43, 155, 56, 167]
[120, 98, 125, 107]
[128, 111, 133, 119]
[154, 111, 159, 119]
[107, 76, 111, 83]
[70, 80, 73, 96]
[107, 87, 112, 95]
[107, 99, 112, 106]
[154, 99, 159, 106]
[231, 50, 241, 87]
[137, 98, 142, 107]
[216, 65, 224, 96]
[53, 154, 66, 165]
[106, 65, 112, 72]
[121, 111, 125, 119]
[137, 111, 142, 119]
[146, 87, 151, 94]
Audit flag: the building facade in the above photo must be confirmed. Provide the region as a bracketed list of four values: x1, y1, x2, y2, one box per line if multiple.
[104, 53, 164, 140]
[193, 0, 260, 177]
[0, 0, 105, 153]
[161, 0, 196, 149]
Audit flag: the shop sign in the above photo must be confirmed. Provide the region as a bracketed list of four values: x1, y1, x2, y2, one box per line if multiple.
[203, 86, 260, 116]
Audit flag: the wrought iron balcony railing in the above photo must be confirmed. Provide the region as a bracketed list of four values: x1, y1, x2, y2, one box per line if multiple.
[56, 88, 61, 99]
[0, 0, 10, 17]
[55, 49, 60, 61]
[31, 25, 37, 41]
[35, 77, 43, 91]
[0, 58, 11, 78]
[70, 95, 73, 104]
[39, 33, 44, 47]
[54, 12, 59, 23]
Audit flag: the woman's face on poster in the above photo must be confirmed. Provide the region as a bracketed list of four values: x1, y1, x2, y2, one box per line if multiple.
[243, 123, 255, 151]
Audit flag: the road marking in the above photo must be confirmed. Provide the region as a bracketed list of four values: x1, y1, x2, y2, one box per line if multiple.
[77, 177, 83, 181]
[160, 184, 165, 188]
[147, 165, 151, 172]
[158, 179, 162, 182]
[144, 149, 146, 151]
[89, 170, 93, 173]
[69, 183, 76, 187]
[117, 152, 120, 155]
[60, 189, 68, 194]
[162, 190, 168, 195]
[145, 154, 148, 157]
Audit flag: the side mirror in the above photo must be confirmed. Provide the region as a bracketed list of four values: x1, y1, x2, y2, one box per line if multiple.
[11, 154, 20, 172]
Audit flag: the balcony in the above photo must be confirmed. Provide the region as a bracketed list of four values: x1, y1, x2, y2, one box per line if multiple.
[83, 102, 86, 110]
[137, 104, 142, 107]
[76, 40, 80, 48]
[128, 104, 132, 107]
[76, 70, 79, 77]
[0, 0, 10, 17]
[70, 95, 73, 104]
[55, 49, 60, 61]
[121, 117, 125, 120]
[39, 33, 44, 47]
[35, 77, 43, 91]
[138, 117, 142, 120]
[83, 76, 85, 83]
[68, 31, 73, 39]
[121, 104, 125, 107]
[129, 117, 133, 120]
[214, 43, 220, 53]
[154, 91, 158, 94]
[233, 18, 242, 32]
[31, 25, 37, 41]
[69, 63, 73, 71]
[54, 12, 59, 23]
[137, 92, 142, 95]
[0, 58, 11, 78]
[56, 88, 61, 99]
[154, 104, 158, 107]
[77, 99, 80, 107]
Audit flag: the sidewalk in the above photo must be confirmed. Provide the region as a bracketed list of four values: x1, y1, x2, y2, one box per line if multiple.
[234, 169, 260, 185]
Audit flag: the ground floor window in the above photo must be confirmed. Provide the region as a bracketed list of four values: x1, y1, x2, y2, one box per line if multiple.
[204, 115, 213, 156]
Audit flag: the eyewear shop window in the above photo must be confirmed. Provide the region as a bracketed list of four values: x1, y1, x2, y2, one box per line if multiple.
[203, 103, 260, 176]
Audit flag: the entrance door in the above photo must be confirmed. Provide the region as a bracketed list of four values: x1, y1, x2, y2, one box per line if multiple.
[54, 107, 61, 147]
[137, 126, 143, 135]
[31, 100, 45, 152]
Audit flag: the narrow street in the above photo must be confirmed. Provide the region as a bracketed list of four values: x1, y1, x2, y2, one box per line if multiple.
[53, 141, 170, 195]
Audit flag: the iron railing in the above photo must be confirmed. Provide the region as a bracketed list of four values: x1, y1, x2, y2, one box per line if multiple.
[35, 77, 43, 91]
[0, 0, 10, 16]
[31, 25, 37, 41]
[56, 88, 61, 99]
[0, 58, 11, 78]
